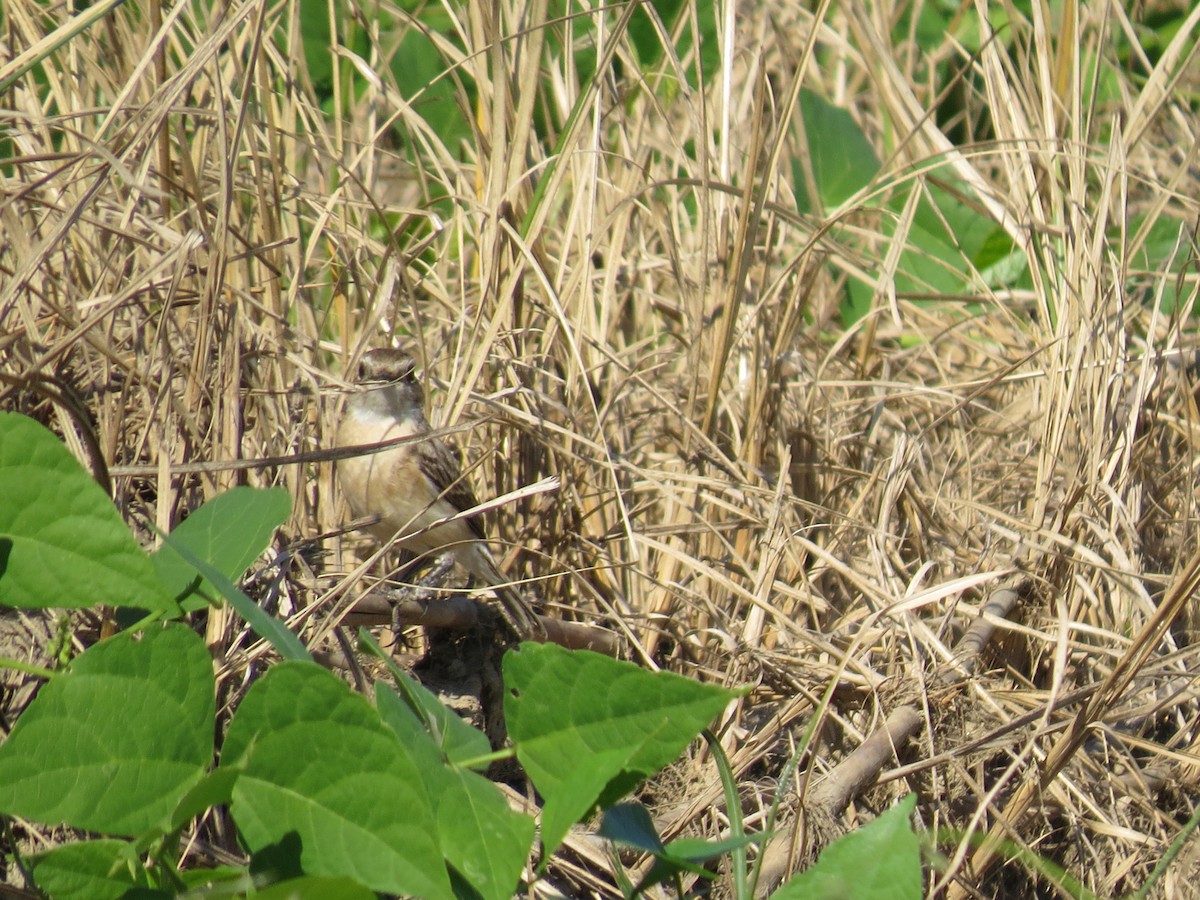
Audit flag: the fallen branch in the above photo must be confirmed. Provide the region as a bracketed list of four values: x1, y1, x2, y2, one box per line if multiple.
[344, 585, 624, 657]
[753, 579, 1025, 895]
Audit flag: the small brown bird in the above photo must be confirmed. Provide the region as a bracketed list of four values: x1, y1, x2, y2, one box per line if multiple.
[337, 347, 544, 639]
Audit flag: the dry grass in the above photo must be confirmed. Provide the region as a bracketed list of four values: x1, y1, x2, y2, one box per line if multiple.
[3, 0, 1200, 895]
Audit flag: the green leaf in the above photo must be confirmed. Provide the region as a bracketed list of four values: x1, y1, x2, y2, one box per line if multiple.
[167, 765, 240, 833]
[546, 746, 643, 860]
[505, 644, 740, 855]
[388, 27, 471, 151]
[845, 178, 999, 322]
[665, 832, 761, 864]
[914, 182, 995, 262]
[830, 164, 1020, 325]
[296, 0, 334, 91]
[160, 533, 308, 661]
[29, 839, 149, 900]
[221, 661, 454, 899]
[599, 801, 666, 854]
[0, 624, 214, 836]
[792, 89, 881, 214]
[434, 768, 535, 899]
[600, 802, 762, 893]
[360, 628, 491, 765]
[0, 412, 172, 611]
[628, 0, 719, 86]
[175, 865, 248, 890]
[639, 833, 761, 891]
[151, 486, 290, 607]
[907, 0, 963, 53]
[770, 794, 921, 900]
[376, 684, 535, 900]
[975, 226, 1030, 289]
[254, 876, 377, 900]
[1128, 213, 1195, 314]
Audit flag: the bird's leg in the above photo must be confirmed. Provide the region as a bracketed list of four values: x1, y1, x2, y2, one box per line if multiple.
[416, 554, 457, 590]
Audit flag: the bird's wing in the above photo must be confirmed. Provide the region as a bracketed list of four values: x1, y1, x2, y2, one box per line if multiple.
[415, 437, 488, 541]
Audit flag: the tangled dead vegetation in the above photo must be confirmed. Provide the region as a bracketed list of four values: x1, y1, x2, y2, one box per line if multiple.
[3, 0, 1200, 895]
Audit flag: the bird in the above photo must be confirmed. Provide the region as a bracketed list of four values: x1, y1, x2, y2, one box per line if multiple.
[336, 347, 545, 639]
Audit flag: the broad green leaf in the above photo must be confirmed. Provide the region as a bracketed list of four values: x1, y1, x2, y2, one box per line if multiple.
[1128, 213, 1195, 314]
[254, 876, 377, 900]
[975, 227, 1030, 289]
[433, 769, 535, 899]
[0, 624, 213, 836]
[599, 801, 666, 854]
[505, 644, 739, 854]
[361, 628, 491, 765]
[388, 27, 470, 151]
[601, 801, 762, 892]
[845, 178, 1001, 322]
[771, 794, 921, 900]
[375, 684, 534, 900]
[29, 839, 148, 900]
[222, 661, 453, 899]
[168, 765, 240, 833]
[161, 534, 308, 661]
[296, 0, 334, 91]
[151, 485, 290, 607]
[542, 745, 646, 859]
[908, 181, 995, 272]
[628, 0, 719, 85]
[792, 89, 881, 214]
[790, 92, 1022, 325]
[665, 833, 761, 864]
[0, 412, 172, 611]
[639, 833, 762, 892]
[852, 175, 1017, 323]
[908, 0, 963, 52]
[176, 865, 248, 890]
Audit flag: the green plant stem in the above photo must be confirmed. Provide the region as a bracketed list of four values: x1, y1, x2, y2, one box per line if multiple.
[156, 529, 308, 661]
[1131, 801, 1200, 900]
[703, 728, 748, 899]
[936, 827, 1097, 900]
[0, 657, 55, 680]
[454, 747, 516, 770]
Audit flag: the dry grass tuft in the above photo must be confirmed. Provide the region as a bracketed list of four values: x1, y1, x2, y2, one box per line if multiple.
[3, 0, 1200, 894]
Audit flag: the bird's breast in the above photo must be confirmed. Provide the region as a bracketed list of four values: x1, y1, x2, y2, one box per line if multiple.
[337, 409, 465, 553]
[337, 412, 418, 518]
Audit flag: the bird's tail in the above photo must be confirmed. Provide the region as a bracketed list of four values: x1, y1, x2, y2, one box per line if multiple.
[494, 584, 546, 641]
